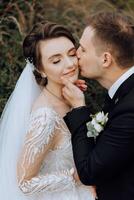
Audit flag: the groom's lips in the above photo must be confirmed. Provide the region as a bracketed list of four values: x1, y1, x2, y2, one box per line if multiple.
[79, 65, 84, 72]
[78, 64, 82, 70]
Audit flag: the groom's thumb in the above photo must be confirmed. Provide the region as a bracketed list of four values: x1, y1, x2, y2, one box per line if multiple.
[61, 77, 68, 85]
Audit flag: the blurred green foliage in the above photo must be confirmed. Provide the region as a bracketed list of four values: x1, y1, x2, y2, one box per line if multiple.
[0, 0, 134, 115]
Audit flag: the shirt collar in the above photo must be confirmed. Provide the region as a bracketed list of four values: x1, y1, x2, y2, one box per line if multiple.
[108, 66, 134, 99]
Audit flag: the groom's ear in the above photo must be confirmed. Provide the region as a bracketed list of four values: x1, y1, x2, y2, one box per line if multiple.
[102, 52, 112, 68]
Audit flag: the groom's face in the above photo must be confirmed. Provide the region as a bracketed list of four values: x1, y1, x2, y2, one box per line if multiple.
[77, 26, 103, 79]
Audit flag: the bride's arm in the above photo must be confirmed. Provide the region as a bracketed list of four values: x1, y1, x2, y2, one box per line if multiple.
[73, 169, 97, 199]
[17, 108, 75, 195]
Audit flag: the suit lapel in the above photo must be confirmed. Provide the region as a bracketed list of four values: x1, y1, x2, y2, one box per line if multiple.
[103, 73, 134, 114]
[112, 73, 134, 105]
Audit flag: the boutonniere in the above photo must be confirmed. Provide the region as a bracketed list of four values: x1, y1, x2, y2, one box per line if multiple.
[86, 111, 108, 140]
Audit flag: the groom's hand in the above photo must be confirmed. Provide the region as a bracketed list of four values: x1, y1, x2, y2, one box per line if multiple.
[61, 77, 86, 108]
[75, 79, 87, 92]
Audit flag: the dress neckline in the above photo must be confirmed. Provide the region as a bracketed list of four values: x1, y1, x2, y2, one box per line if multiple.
[30, 106, 65, 121]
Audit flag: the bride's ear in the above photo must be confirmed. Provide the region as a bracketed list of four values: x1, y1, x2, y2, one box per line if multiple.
[102, 52, 112, 68]
[35, 67, 47, 78]
[37, 68, 47, 78]
[39, 67, 47, 78]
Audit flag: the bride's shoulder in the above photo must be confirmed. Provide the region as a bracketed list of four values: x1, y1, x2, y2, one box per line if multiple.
[28, 106, 60, 134]
[30, 106, 57, 118]
[30, 96, 59, 122]
[32, 92, 48, 110]
[31, 92, 54, 115]
[30, 91, 62, 122]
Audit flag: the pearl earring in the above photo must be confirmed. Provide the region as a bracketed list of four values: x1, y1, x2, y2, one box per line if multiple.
[41, 73, 47, 78]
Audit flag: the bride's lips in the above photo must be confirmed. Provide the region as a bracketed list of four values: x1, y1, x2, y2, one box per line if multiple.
[63, 69, 77, 77]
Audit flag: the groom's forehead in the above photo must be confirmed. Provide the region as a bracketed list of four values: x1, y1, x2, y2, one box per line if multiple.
[80, 26, 95, 46]
[83, 26, 94, 39]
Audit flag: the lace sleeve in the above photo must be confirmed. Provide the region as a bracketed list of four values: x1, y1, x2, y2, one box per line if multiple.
[17, 108, 75, 195]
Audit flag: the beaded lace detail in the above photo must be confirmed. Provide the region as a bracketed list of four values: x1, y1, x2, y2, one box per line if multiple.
[17, 107, 76, 195]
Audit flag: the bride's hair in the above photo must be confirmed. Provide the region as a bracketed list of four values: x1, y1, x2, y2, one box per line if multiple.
[23, 21, 76, 86]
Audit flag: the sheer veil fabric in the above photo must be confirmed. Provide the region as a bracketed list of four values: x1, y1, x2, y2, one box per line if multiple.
[0, 61, 41, 200]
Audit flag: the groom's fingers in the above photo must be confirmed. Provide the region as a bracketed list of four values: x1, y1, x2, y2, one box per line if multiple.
[75, 82, 87, 88]
[62, 86, 72, 100]
[61, 77, 68, 85]
[75, 81, 87, 91]
[75, 79, 86, 85]
[61, 77, 77, 91]
[61, 77, 87, 91]
[61, 77, 75, 100]
[61, 76, 85, 107]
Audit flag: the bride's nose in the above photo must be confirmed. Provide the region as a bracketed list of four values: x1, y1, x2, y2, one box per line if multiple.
[65, 57, 75, 69]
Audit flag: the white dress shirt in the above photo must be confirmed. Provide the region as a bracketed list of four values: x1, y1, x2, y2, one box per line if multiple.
[108, 66, 134, 99]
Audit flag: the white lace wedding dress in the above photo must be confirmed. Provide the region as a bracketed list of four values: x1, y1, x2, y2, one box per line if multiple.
[17, 106, 95, 200]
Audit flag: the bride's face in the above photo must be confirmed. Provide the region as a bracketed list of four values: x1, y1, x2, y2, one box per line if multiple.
[39, 37, 79, 85]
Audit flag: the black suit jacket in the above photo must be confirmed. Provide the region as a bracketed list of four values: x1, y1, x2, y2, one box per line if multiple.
[64, 74, 134, 200]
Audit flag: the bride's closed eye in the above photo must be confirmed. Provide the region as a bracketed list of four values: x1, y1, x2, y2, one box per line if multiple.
[69, 53, 76, 57]
[69, 49, 77, 57]
[53, 60, 60, 64]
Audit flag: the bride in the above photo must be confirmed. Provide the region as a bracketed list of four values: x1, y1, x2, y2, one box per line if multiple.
[0, 21, 95, 200]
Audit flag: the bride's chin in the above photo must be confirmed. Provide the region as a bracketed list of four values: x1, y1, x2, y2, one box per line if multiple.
[68, 74, 78, 83]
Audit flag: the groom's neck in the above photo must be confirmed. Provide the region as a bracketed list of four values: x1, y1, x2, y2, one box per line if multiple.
[97, 65, 131, 90]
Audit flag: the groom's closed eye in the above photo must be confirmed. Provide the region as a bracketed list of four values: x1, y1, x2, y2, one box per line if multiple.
[79, 44, 86, 52]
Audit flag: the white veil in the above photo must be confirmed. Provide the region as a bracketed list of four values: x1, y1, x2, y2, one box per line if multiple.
[0, 61, 41, 200]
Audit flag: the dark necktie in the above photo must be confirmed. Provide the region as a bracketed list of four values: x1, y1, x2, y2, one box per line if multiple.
[103, 93, 113, 113]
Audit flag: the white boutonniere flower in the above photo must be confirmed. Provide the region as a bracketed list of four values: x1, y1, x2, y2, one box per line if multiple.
[86, 111, 108, 140]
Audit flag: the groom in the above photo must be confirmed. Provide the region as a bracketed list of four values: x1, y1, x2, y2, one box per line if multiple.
[62, 12, 134, 200]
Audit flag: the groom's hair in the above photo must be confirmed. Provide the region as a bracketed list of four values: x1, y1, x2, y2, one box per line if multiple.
[87, 11, 134, 68]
